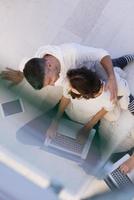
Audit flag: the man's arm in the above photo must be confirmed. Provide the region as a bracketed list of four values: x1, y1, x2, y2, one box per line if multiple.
[101, 55, 118, 102]
[0, 67, 50, 111]
[0, 68, 24, 85]
[74, 44, 118, 101]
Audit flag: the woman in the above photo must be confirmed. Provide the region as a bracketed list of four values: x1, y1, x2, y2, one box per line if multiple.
[46, 60, 134, 174]
[46, 64, 133, 135]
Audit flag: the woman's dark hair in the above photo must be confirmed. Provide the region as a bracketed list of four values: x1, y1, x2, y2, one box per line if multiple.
[67, 67, 102, 99]
[23, 58, 45, 90]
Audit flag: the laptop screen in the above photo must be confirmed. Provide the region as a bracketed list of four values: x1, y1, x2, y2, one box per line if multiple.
[1, 99, 24, 117]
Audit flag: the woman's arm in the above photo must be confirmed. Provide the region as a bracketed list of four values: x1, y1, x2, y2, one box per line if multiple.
[77, 108, 108, 143]
[46, 96, 70, 138]
[55, 96, 71, 122]
[84, 108, 108, 130]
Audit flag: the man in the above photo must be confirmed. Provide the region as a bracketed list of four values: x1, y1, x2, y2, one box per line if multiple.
[1, 43, 117, 101]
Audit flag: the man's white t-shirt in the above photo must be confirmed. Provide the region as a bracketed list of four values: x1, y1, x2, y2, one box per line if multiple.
[19, 43, 109, 86]
[17, 43, 109, 111]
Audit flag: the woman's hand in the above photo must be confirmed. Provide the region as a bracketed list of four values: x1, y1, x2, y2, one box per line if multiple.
[76, 126, 91, 144]
[119, 155, 134, 174]
[0, 68, 24, 85]
[46, 120, 59, 139]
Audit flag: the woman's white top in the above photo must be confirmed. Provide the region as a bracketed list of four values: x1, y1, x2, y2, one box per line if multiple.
[63, 68, 130, 124]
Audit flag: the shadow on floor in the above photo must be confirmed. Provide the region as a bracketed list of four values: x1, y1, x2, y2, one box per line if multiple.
[16, 105, 103, 176]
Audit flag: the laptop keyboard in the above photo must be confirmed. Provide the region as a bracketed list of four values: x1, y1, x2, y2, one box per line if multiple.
[50, 133, 84, 154]
[111, 168, 132, 187]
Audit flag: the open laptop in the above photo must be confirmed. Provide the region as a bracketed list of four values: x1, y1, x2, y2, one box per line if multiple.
[44, 118, 96, 159]
[0, 98, 24, 118]
[104, 154, 134, 189]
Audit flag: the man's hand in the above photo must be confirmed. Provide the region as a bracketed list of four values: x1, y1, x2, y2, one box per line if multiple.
[46, 120, 58, 139]
[105, 76, 118, 102]
[0, 67, 24, 85]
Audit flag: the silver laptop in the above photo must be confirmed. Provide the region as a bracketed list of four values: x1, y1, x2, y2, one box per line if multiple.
[0, 98, 24, 118]
[104, 154, 134, 189]
[44, 118, 95, 159]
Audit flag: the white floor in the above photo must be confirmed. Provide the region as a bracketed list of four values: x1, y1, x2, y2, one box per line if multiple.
[0, 0, 134, 199]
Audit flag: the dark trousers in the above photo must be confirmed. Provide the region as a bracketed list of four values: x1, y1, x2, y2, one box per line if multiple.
[112, 55, 134, 115]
